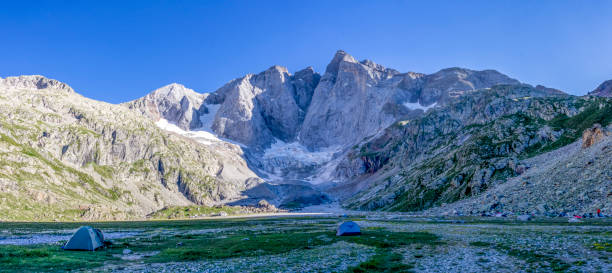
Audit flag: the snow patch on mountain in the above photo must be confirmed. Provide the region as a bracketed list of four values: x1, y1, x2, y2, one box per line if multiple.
[199, 103, 221, 131]
[263, 140, 338, 165]
[259, 140, 342, 184]
[155, 118, 221, 145]
[403, 101, 437, 111]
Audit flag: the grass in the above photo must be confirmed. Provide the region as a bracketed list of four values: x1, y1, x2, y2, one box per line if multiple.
[0, 244, 118, 272]
[0, 218, 440, 272]
[469, 241, 492, 247]
[495, 243, 571, 272]
[0, 217, 609, 272]
[147, 205, 240, 219]
[347, 251, 413, 273]
[592, 242, 612, 252]
[91, 163, 114, 179]
[150, 229, 439, 262]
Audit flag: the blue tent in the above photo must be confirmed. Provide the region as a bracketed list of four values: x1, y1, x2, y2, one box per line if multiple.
[64, 226, 104, 251]
[336, 221, 361, 236]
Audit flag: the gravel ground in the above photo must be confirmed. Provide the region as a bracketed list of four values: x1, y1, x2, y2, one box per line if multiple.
[359, 220, 611, 272]
[96, 241, 375, 273]
[0, 230, 142, 245]
[398, 243, 524, 272]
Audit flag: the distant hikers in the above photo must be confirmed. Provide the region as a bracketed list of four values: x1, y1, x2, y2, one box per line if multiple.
[597, 208, 602, 217]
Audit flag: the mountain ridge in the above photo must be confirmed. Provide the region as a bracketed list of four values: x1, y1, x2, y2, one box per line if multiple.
[1, 51, 610, 220]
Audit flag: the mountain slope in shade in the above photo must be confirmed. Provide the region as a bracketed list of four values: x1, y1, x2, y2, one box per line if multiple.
[589, 79, 612, 97]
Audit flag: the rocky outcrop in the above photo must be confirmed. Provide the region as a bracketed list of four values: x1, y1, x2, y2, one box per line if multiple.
[124, 83, 207, 130]
[582, 124, 609, 148]
[589, 79, 612, 97]
[535, 85, 566, 96]
[0, 75, 74, 92]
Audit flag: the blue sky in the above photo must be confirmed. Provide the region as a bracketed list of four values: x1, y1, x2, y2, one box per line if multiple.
[1, 1, 611, 103]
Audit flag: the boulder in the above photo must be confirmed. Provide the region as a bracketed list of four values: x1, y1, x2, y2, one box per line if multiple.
[517, 215, 532, 221]
[582, 124, 609, 148]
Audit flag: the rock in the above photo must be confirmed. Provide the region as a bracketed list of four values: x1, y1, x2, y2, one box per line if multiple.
[124, 83, 206, 130]
[219, 211, 228, 217]
[202, 65, 319, 148]
[588, 79, 612, 97]
[123, 249, 132, 255]
[298, 51, 520, 150]
[0, 75, 74, 93]
[517, 215, 532, 221]
[582, 124, 609, 148]
[568, 218, 582, 223]
[256, 199, 277, 211]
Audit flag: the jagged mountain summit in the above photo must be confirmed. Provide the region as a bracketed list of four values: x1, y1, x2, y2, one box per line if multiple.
[126, 83, 207, 130]
[0, 75, 74, 92]
[2, 50, 610, 221]
[298, 50, 521, 149]
[128, 50, 524, 186]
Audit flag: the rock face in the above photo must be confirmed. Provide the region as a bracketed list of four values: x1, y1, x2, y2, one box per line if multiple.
[205, 65, 320, 148]
[589, 79, 612, 97]
[130, 50, 519, 153]
[582, 124, 609, 148]
[298, 51, 520, 149]
[124, 83, 207, 130]
[0, 75, 74, 93]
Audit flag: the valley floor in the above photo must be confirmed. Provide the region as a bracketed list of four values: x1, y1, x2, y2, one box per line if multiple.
[0, 216, 610, 273]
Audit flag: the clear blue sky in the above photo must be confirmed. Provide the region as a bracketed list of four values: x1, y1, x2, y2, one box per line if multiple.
[1, 1, 611, 103]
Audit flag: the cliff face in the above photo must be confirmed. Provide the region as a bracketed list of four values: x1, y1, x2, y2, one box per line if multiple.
[124, 83, 207, 130]
[298, 51, 521, 150]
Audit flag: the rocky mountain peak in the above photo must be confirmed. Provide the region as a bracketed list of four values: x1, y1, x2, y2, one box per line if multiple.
[588, 79, 612, 97]
[266, 65, 289, 74]
[124, 83, 206, 130]
[0, 75, 74, 93]
[150, 83, 201, 101]
[325, 50, 358, 75]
